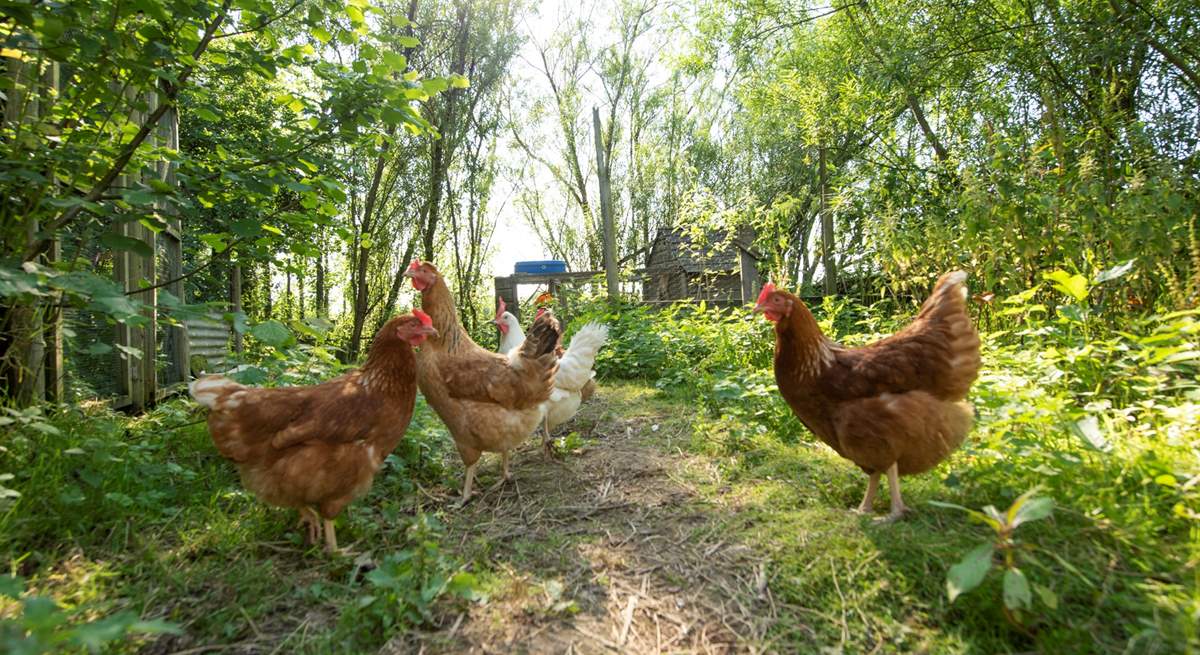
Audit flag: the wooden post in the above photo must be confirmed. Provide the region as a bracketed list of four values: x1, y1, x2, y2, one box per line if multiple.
[160, 92, 188, 386]
[819, 145, 836, 296]
[44, 238, 64, 402]
[231, 263, 244, 355]
[115, 89, 158, 409]
[593, 107, 618, 301]
[494, 275, 517, 322]
[737, 225, 758, 304]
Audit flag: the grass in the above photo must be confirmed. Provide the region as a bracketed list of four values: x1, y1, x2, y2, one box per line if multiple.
[2, 319, 1198, 652]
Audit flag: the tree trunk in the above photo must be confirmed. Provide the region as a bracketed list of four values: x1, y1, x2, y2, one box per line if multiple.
[594, 107, 618, 300]
[819, 146, 836, 295]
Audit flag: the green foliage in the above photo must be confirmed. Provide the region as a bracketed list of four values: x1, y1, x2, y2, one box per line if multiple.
[0, 575, 179, 654]
[931, 490, 1057, 623]
[569, 269, 1198, 649]
[332, 514, 479, 649]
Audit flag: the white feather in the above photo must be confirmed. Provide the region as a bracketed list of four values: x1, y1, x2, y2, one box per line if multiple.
[496, 312, 524, 354]
[541, 323, 609, 432]
[553, 323, 609, 392]
[188, 375, 241, 409]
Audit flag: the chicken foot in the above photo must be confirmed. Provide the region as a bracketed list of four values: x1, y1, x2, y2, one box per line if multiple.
[881, 463, 910, 522]
[541, 417, 559, 460]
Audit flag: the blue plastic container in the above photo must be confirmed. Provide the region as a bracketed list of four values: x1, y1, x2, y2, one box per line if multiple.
[514, 260, 567, 274]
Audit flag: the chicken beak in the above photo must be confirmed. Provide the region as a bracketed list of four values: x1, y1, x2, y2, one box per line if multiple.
[420, 326, 439, 337]
[751, 302, 767, 315]
[402, 269, 416, 279]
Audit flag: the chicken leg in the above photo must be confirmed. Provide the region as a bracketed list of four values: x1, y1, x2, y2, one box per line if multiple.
[323, 518, 339, 553]
[459, 462, 478, 506]
[542, 417, 557, 460]
[883, 463, 910, 522]
[856, 473, 881, 513]
[298, 507, 322, 545]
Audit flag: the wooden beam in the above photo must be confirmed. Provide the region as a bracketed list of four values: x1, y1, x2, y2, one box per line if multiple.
[231, 263, 243, 354]
[737, 225, 758, 304]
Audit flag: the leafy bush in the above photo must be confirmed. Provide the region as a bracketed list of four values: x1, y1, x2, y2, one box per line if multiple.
[331, 515, 479, 649]
[0, 575, 178, 654]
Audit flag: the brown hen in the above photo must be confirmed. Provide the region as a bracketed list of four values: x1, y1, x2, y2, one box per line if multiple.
[189, 311, 436, 551]
[754, 271, 981, 521]
[405, 260, 561, 503]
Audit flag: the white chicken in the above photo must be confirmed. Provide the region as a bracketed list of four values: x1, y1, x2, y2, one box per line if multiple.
[492, 299, 608, 457]
[541, 321, 607, 441]
[494, 297, 525, 355]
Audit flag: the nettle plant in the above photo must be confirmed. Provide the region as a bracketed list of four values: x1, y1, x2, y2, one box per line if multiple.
[933, 490, 1057, 629]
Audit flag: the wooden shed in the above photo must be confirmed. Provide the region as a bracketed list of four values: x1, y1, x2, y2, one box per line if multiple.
[643, 226, 759, 306]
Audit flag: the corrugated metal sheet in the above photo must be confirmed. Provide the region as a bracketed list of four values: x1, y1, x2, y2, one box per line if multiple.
[186, 315, 231, 373]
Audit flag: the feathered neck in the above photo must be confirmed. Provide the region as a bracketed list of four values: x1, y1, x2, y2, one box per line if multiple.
[360, 328, 417, 395]
[499, 319, 525, 353]
[420, 275, 469, 351]
[773, 292, 833, 378]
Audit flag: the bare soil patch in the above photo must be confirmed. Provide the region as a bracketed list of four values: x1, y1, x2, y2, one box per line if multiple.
[389, 388, 784, 654]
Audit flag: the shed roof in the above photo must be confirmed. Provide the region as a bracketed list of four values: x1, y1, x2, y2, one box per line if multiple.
[648, 227, 750, 274]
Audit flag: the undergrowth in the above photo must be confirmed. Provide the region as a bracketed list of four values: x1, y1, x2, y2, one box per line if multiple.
[1, 268, 1197, 652]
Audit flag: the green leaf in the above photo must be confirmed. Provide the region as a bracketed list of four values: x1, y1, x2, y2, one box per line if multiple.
[82, 342, 113, 355]
[1034, 583, 1058, 610]
[397, 35, 420, 48]
[1094, 259, 1135, 284]
[422, 78, 449, 94]
[1069, 415, 1111, 452]
[199, 233, 230, 253]
[122, 189, 158, 206]
[249, 320, 293, 348]
[193, 106, 220, 121]
[100, 233, 153, 258]
[1043, 270, 1089, 302]
[114, 344, 144, 361]
[1003, 568, 1032, 610]
[0, 574, 23, 599]
[311, 26, 332, 44]
[1010, 495, 1054, 528]
[382, 51, 407, 71]
[448, 74, 470, 89]
[230, 366, 268, 384]
[947, 543, 994, 602]
[73, 612, 137, 649]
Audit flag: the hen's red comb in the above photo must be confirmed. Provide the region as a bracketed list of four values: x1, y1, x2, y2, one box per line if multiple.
[535, 307, 545, 318]
[413, 308, 432, 327]
[496, 297, 507, 319]
[407, 259, 422, 271]
[756, 283, 776, 306]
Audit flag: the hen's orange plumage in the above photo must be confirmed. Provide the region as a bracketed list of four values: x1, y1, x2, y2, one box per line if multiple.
[755, 271, 981, 520]
[189, 312, 436, 551]
[405, 261, 561, 503]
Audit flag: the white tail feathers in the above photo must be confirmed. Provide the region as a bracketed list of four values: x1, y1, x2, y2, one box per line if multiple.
[941, 270, 969, 301]
[188, 375, 241, 409]
[555, 323, 609, 392]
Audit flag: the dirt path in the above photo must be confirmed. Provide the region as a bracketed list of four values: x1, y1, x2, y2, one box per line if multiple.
[389, 387, 780, 654]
